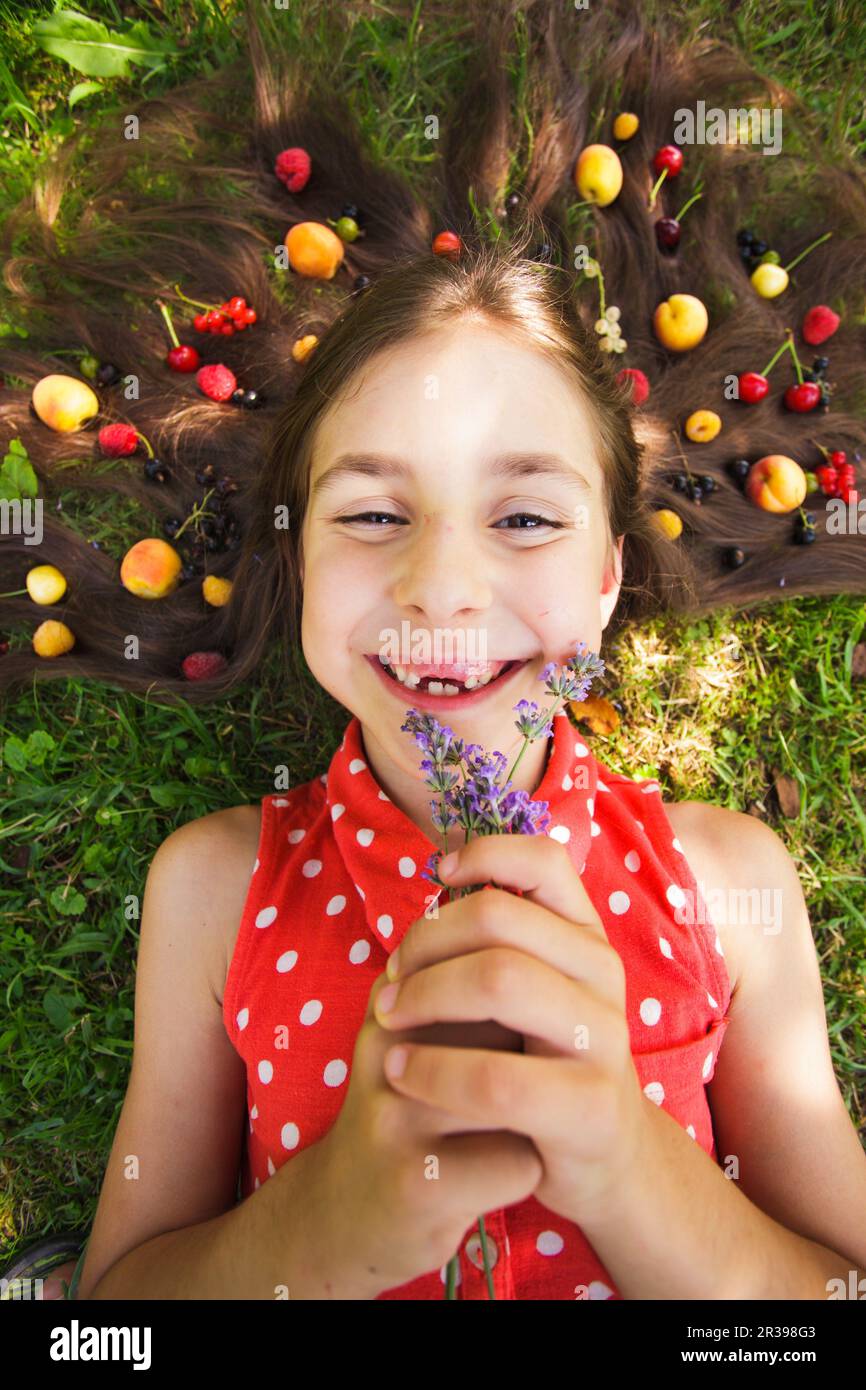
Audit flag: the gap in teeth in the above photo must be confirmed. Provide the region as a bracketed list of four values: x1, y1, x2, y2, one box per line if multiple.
[384, 661, 504, 693]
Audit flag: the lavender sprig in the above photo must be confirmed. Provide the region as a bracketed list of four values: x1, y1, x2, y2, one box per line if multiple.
[399, 642, 605, 1302]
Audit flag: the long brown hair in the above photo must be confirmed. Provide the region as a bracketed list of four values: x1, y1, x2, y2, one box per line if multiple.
[1, 0, 864, 706]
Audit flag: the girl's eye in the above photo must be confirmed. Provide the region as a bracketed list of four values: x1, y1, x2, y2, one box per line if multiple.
[336, 511, 407, 527]
[335, 511, 565, 530]
[494, 512, 564, 530]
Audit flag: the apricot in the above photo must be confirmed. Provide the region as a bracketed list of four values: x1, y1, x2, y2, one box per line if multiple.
[120, 538, 182, 598]
[291, 334, 319, 363]
[613, 113, 639, 141]
[684, 409, 721, 443]
[31, 374, 99, 433]
[652, 508, 683, 540]
[285, 222, 345, 280]
[653, 294, 708, 352]
[745, 455, 807, 513]
[26, 564, 67, 605]
[202, 575, 233, 607]
[33, 619, 75, 658]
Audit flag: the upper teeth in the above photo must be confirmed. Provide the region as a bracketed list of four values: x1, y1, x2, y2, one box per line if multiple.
[380, 659, 496, 693]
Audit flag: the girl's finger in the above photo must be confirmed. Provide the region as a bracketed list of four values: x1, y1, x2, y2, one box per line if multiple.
[437, 832, 607, 940]
[377, 948, 618, 1060]
[392, 885, 623, 1007]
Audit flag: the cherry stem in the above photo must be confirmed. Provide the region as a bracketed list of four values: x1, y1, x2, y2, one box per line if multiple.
[674, 187, 703, 222]
[784, 329, 804, 385]
[172, 283, 219, 313]
[648, 167, 668, 210]
[759, 331, 797, 378]
[0, 587, 27, 597]
[137, 432, 154, 459]
[155, 299, 179, 349]
[784, 231, 832, 274]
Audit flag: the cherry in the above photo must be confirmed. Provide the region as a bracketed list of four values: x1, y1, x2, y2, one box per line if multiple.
[653, 145, 683, 176]
[167, 343, 200, 373]
[655, 217, 681, 252]
[738, 372, 769, 403]
[784, 382, 821, 413]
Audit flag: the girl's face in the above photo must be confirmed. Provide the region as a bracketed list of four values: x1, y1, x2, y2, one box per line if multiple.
[300, 319, 623, 781]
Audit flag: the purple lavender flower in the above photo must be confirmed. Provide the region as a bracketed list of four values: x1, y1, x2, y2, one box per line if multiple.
[540, 640, 605, 704]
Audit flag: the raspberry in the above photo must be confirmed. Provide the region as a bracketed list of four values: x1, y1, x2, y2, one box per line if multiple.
[615, 367, 650, 406]
[196, 363, 237, 402]
[275, 146, 312, 193]
[181, 650, 228, 681]
[801, 305, 840, 346]
[98, 422, 139, 457]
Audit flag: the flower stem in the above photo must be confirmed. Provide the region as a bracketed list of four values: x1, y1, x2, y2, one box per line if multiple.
[478, 1213, 496, 1298]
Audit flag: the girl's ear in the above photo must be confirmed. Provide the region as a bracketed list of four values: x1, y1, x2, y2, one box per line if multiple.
[599, 534, 624, 630]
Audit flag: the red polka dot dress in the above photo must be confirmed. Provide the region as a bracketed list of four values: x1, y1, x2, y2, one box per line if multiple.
[223, 709, 733, 1299]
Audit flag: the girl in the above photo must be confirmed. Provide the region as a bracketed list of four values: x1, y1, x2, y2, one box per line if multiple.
[2, 0, 865, 1300]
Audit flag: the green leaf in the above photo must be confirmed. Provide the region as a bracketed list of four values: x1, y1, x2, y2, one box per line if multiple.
[183, 755, 216, 779]
[32, 10, 180, 81]
[149, 781, 189, 808]
[1, 438, 39, 498]
[67, 80, 104, 109]
[50, 885, 87, 915]
[2, 736, 28, 772]
[43, 990, 75, 1031]
[24, 729, 56, 765]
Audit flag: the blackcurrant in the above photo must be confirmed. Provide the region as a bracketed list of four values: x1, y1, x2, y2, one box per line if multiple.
[673, 473, 688, 492]
[340, 204, 359, 220]
[230, 388, 245, 406]
[813, 357, 829, 371]
[144, 457, 168, 483]
[802, 369, 817, 383]
[751, 239, 768, 256]
[353, 274, 371, 292]
[690, 483, 704, 502]
[240, 389, 262, 409]
[163, 517, 182, 538]
[96, 363, 121, 387]
[698, 475, 716, 493]
[736, 228, 756, 247]
[728, 458, 751, 484]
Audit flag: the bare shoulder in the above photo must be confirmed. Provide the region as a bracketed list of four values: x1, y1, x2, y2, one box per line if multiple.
[662, 798, 801, 997]
[151, 801, 262, 1005]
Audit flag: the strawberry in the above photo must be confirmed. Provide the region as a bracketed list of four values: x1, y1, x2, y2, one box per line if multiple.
[196, 363, 237, 402]
[98, 422, 139, 457]
[801, 305, 840, 346]
[275, 147, 312, 193]
[181, 650, 228, 681]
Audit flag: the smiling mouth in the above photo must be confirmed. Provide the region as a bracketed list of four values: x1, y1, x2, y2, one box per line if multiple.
[366, 654, 528, 696]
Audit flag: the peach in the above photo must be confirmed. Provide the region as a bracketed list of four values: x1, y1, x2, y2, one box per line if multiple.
[285, 221, 345, 279]
[574, 144, 623, 207]
[745, 455, 807, 513]
[653, 293, 708, 352]
[120, 538, 182, 598]
[33, 619, 75, 658]
[31, 374, 99, 433]
[26, 564, 67, 605]
[684, 409, 721, 442]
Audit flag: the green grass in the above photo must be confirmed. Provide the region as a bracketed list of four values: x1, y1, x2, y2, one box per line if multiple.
[1, 0, 865, 1267]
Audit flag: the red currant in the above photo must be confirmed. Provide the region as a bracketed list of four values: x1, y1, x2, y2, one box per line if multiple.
[243, 307, 257, 325]
[227, 296, 246, 316]
[220, 322, 235, 335]
[815, 465, 838, 494]
[193, 313, 208, 332]
[829, 451, 847, 467]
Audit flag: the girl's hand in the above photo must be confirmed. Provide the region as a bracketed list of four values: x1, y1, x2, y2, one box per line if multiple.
[375, 834, 651, 1228]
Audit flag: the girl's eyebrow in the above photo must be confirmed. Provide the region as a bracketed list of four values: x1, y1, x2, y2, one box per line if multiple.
[310, 450, 594, 499]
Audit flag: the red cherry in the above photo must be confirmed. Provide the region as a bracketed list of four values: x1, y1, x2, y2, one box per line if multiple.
[738, 372, 769, 404]
[653, 145, 683, 176]
[784, 382, 821, 413]
[166, 344, 200, 373]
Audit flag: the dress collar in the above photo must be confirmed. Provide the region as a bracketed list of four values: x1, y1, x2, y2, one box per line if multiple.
[324, 710, 598, 956]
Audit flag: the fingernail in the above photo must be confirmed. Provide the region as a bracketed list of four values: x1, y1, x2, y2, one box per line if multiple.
[377, 982, 400, 1014]
[439, 850, 458, 877]
[386, 947, 401, 981]
[385, 1045, 408, 1078]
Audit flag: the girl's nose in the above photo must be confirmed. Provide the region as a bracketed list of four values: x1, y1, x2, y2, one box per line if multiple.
[391, 512, 493, 622]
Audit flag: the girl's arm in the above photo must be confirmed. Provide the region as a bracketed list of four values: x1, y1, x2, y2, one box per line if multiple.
[574, 804, 866, 1299]
[76, 807, 364, 1300]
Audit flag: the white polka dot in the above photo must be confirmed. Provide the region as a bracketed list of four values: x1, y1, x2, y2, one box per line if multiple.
[586, 797, 594, 818]
[644, 1080, 665, 1105]
[302, 859, 322, 877]
[377, 789, 390, 801]
[349, 758, 366, 774]
[255, 905, 278, 929]
[439, 1263, 462, 1288]
[258, 1060, 274, 1084]
[252, 857, 259, 874]
[635, 819, 644, 832]
[355, 883, 365, 900]
[548, 824, 570, 843]
[536, 1230, 564, 1256]
[272, 798, 289, 807]
[324, 1059, 348, 1087]
[574, 741, 589, 757]
[707, 991, 717, 1009]
[590, 821, 601, 837]
[714, 934, 724, 956]
[398, 856, 416, 877]
[686, 1124, 696, 1140]
[624, 850, 641, 872]
[659, 937, 673, 959]
[276, 949, 298, 973]
[639, 997, 662, 1026]
[236, 1007, 249, 1031]
[356, 827, 374, 847]
[672, 837, 683, 853]
[267, 1155, 276, 1176]
[588, 1281, 615, 1299]
[250, 1104, 258, 1120]
[666, 883, 686, 910]
[578, 862, 586, 874]
[254, 1176, 260, 1190]
[377, 914, 394, 938]
[300, 1000, 323, 1025]
[702, 1050, 714, 1080]
[641, 782, 658, 794]
[561, 773, 573, 791]
[326, 895, 346, 915]
[287, 827, 306, 844]
[608, 890, 630, 915]
[320, 772, 327, 785]
[596, 779, 610, 792]
[349, 939, 371, 964]
[281, 1122, 300, 1150]
[331, 803, 345, 821]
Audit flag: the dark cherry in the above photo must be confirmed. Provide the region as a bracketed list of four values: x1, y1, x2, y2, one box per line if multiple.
[655, 217, 681, 252]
